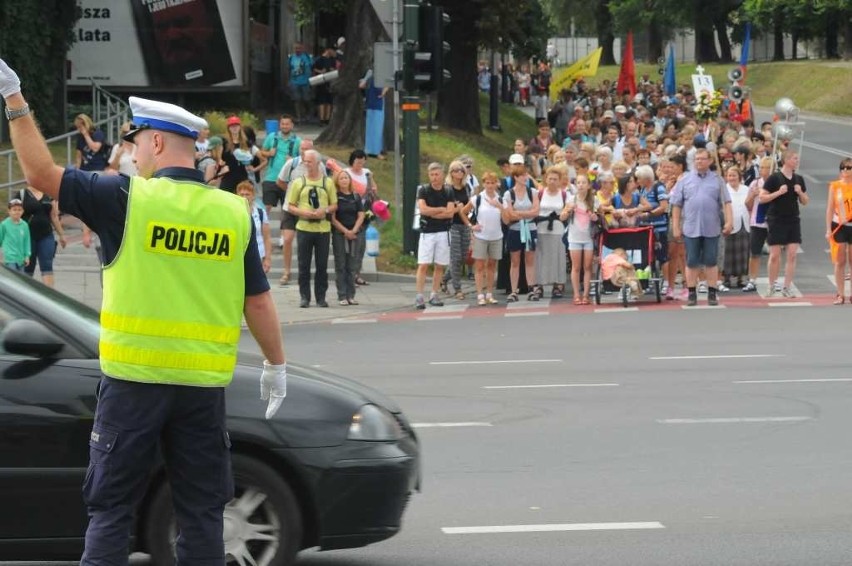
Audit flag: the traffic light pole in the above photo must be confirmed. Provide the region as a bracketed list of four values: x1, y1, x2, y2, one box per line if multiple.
[401, 1, 421, 256]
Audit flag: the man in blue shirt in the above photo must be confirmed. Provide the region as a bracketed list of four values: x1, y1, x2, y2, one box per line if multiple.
[288, 42, 314, 124]
[670, 148, 733, 307]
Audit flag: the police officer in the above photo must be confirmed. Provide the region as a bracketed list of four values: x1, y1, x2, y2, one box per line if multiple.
[0, 57, 288, 565]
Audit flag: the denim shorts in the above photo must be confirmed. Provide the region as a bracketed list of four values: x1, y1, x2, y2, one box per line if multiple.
[567, 241, 594, 251]
[683, 235, 719, 268]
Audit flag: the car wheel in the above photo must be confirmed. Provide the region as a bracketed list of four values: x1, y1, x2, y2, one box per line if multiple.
[145, 453, 303, 566]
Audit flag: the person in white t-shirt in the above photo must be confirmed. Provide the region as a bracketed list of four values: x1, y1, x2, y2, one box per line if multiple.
[470, 171, 504, 305]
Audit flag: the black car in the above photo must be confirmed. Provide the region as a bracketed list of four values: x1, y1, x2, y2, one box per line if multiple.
[0, 269, 419, 565]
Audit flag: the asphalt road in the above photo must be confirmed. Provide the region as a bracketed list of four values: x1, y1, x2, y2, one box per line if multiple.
[285, 306, 852, 566]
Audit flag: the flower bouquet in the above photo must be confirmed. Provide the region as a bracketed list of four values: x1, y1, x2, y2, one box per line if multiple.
[694, 89, 724, 121]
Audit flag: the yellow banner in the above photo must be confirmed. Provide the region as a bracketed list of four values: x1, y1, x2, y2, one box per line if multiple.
[549, 48, 603, 99]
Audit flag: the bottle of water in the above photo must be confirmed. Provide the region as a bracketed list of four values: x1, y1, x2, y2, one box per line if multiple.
[366, 225, 380, 257]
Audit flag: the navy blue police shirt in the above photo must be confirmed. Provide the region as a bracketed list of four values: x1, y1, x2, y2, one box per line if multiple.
[58, 166, 270, 296]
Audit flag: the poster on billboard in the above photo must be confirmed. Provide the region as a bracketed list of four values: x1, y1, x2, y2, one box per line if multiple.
[68, 0, 246, 88]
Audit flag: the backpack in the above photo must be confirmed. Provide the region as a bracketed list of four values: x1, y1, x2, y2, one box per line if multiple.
[470, 193, 502, 226]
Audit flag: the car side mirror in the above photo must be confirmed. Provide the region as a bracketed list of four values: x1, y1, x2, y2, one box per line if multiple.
[2, 319, 65, 358]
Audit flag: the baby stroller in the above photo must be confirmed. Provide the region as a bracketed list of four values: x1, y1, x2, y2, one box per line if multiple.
[591, 225, 663, 307]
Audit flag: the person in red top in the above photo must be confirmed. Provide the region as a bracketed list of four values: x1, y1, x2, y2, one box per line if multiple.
[825, 157, 852, 304]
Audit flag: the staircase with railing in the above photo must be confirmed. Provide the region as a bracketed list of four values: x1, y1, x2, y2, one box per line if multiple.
[0, 81, 129, 199]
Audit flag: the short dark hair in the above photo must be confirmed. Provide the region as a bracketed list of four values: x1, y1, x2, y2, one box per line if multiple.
[496, 157, 509, 167]
[280, 114, 295, 122]
[348, 149, 367, 165]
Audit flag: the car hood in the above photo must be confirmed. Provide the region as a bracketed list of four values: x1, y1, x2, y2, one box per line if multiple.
[221, 353, 405, 449]
[236, 352, 402, 413]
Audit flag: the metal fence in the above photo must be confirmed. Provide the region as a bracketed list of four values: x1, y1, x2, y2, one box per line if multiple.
[0, 81, 129, 200]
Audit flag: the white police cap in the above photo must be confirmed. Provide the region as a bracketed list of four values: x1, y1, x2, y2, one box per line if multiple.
[124, 96, 207, 141]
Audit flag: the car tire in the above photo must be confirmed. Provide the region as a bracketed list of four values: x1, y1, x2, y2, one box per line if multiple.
[145, 453, 303, 566]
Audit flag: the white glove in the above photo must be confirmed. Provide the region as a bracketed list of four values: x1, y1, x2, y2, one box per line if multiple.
[260, 361, 287, 420]
[0, 58, 21, 99]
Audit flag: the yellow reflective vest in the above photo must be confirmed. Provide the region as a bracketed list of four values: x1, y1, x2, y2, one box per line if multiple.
[100, 176, 250, 386]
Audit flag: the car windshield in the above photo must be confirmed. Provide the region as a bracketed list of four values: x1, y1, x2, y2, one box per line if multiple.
[0, 268, 100, 347]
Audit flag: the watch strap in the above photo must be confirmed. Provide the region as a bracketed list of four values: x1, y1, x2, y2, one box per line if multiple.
[5, 104, 30, 121]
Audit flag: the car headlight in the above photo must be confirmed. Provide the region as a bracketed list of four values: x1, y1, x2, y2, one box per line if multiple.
[348, 404, 404, 441]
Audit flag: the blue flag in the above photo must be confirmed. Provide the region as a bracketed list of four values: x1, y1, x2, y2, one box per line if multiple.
[740, 23, 751, 67]
[663, 44, 676, 97]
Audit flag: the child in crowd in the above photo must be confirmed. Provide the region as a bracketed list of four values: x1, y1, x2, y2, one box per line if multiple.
[236, 181, 271, 273]
[601, 248, 643, 299]
[0, 198, 31, 272]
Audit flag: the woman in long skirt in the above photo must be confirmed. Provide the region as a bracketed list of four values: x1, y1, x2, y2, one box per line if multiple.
[360, 71, 389, 158]
[722, 166, 751, 287]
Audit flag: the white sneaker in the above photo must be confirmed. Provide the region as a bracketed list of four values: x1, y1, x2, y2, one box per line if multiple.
[277, 235, 285, 248]
[716, 282, 730, 292]
[697, 281, 708, 293]
[781, 287, 794, 298]
[773, 281, 782, 293]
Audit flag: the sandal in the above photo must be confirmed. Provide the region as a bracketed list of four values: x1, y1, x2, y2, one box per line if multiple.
[507, 292, 519, 303]
[528, 291, 540, 301]
[534, 285, 544, 300]
[552, 285, 564, 299]
[486, 295, 499, 305]
[355, 276, 370, 286]
[834, 295, 845, 305]
[455, 291, 465, 300]
[581, 296, 590, 305]
[439, 280, 448, 294]
[348, 298, 359, 305]
[573, 297, 582, 305]
[279, 273, 290, 286]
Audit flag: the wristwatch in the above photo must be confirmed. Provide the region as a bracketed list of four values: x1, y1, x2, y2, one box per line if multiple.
[5, 104, 30, 121]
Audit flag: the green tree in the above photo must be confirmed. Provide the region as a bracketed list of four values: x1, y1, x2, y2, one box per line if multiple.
[0, 0, 79, 136]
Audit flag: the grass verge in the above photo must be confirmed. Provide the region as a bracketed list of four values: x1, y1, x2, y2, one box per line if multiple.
[582, 61, 852, 116]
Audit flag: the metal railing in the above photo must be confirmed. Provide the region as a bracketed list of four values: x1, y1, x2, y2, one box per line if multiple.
[0, 81, 129, 199]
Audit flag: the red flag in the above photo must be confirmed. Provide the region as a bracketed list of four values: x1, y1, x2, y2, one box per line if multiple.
[616, 31, 636, 97]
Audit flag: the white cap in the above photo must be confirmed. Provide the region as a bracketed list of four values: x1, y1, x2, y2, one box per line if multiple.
[508, 153, 525, 165]
[603, 110, 615, 119]
[337, 36, 345, 47]
[615, 105, 627, 114]
[125, 96, 207, 141]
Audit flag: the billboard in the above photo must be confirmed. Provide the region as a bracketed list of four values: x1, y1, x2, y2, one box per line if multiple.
[68, 0, 246, 88]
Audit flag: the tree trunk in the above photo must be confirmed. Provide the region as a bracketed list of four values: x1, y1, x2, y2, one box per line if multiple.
[714, 15, 733, 62]
[694, 3, 719, 63]
[647, 18, 664, 63]
[596, 0, 617, 65]
[790, 30, 798, 60]
[772, 7, 785, 61]
[844, 11, 852, 60]
[825, 11, 839, 59]
[435, 2, 482, 134]
[315, 0, 383, 147]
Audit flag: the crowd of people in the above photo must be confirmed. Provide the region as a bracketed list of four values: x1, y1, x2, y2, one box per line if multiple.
[412, 73, 852, 309]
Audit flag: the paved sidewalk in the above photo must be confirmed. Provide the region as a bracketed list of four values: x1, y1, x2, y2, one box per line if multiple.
[50, 217, 478, 326]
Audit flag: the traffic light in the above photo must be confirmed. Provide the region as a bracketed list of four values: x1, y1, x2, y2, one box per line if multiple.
[415, 4, 450, 92]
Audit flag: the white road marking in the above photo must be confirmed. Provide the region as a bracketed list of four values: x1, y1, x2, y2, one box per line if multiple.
[767, 302, 812, 307]
[505, 311, 549, 317]
[649, 354, 782, 360]
[735, 378, 852, 384]
[417, 315, 463, 321]
[331, 318, 378, 324]
[594, 307, 639, 313]
[483, 383, 619, 390]
[657, 417, 811, 424]
[412, 422, 492, 428]
[430, 359, 562, 366]
[802, 139, 852, 159]
[442, 521, 665, 535]
[680, 304, 727, 310]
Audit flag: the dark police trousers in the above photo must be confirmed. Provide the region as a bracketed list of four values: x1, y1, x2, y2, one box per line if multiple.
[296, 229, 330, 303]
[81, 376, 233, 566]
